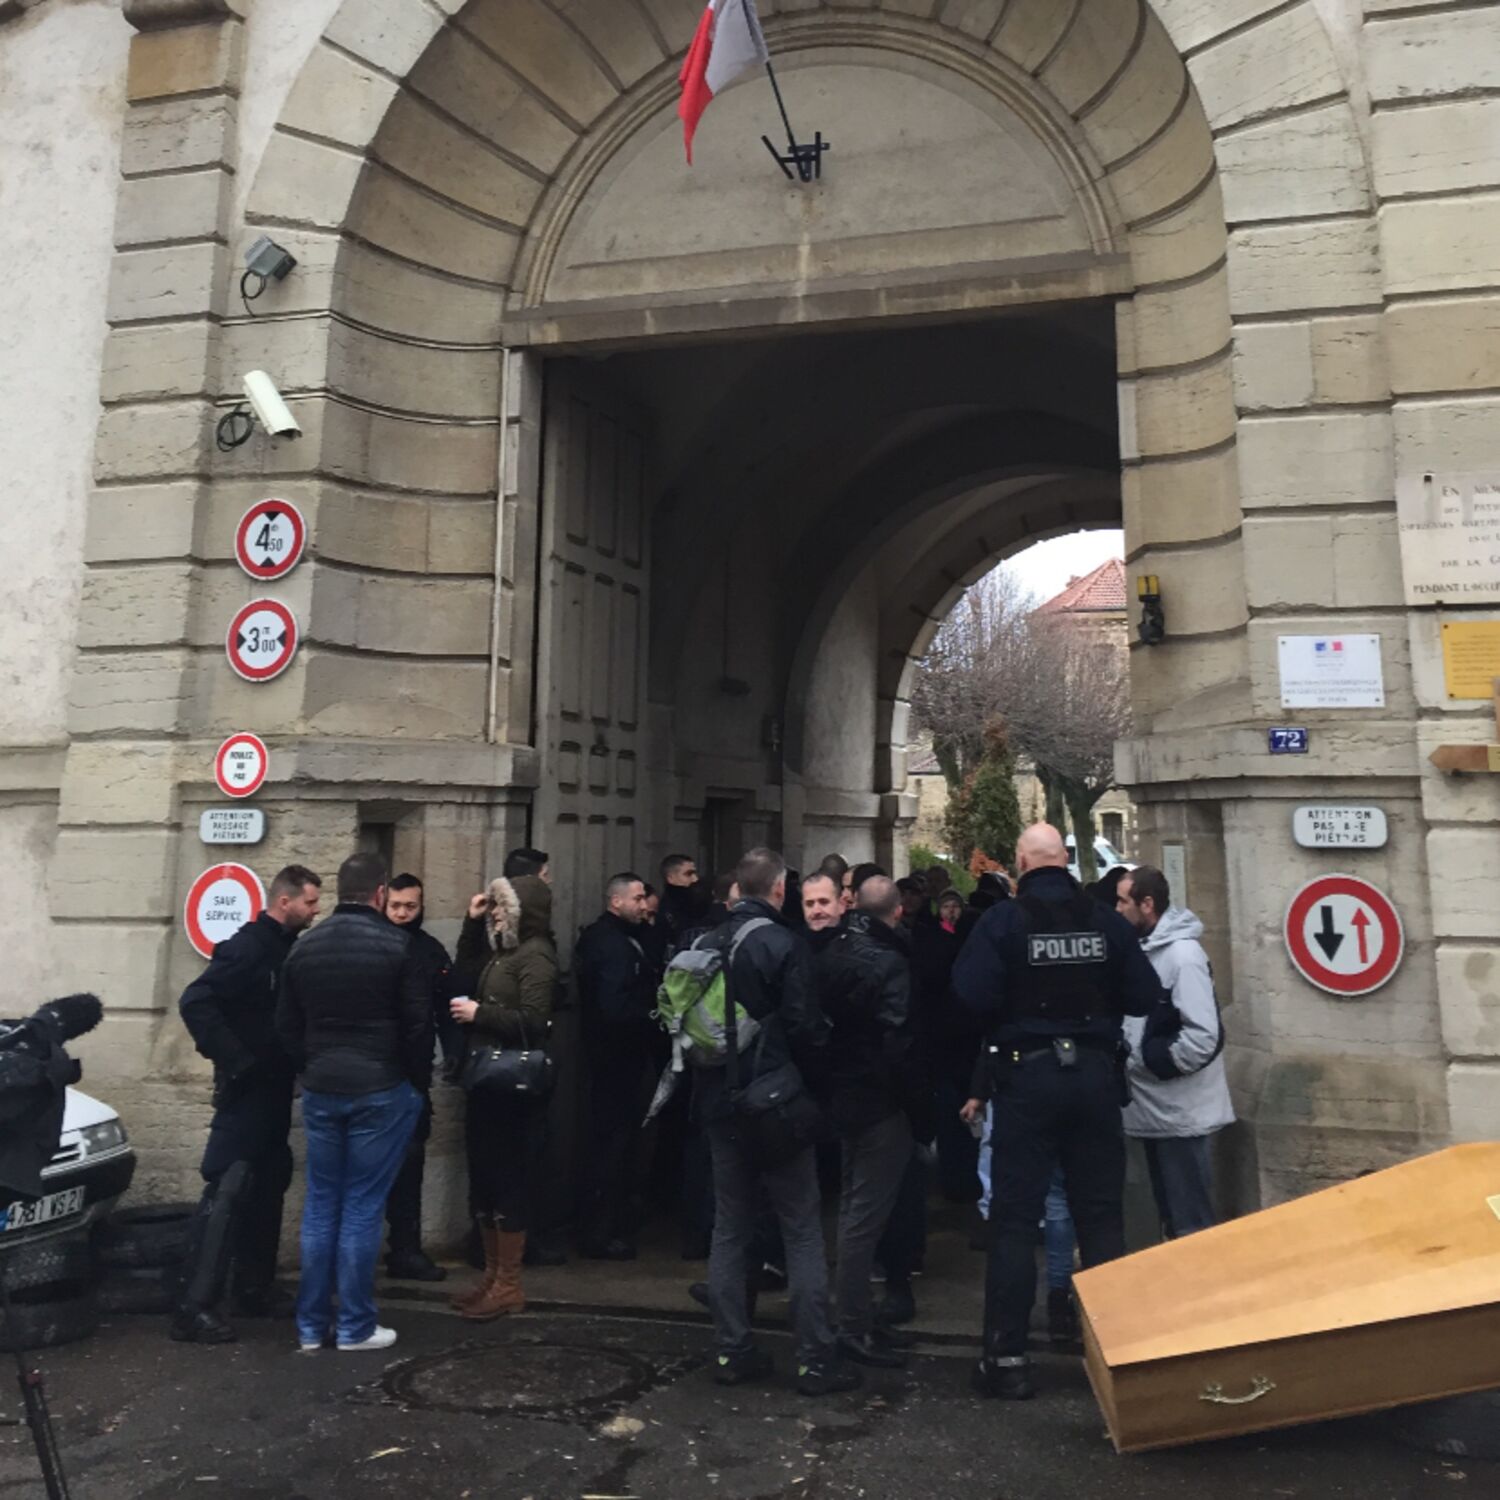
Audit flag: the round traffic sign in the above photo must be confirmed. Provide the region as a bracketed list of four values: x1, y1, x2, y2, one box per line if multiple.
[234, 500, 306, 581]
[183, 863, 265, 959]
[1284, 874, 1404, 997]
[214, 732, 269, 799]
[226, 599, 298, 683]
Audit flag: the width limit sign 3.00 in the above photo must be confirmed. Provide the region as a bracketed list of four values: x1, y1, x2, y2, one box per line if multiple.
[1284, 874, 1403, 998]
[226, 599, 298, 683]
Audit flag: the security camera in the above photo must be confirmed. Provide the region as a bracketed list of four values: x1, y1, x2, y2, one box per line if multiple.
[242, 371, 301, 439]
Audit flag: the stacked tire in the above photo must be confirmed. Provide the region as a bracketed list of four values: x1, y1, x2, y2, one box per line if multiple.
[0, 1232, 98, 1352]
[93, 1202, 194, 1317]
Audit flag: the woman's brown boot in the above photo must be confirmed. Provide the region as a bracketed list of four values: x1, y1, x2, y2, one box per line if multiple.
[462, 1230, 526, 1320]
[451, 1223, 499, 1312]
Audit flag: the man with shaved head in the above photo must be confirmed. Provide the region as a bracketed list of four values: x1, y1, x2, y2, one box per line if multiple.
[811, 874, 921, 1368]
[954, 823, 1161, 1401]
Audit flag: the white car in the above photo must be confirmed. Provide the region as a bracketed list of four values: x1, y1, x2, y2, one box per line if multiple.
[0, 1086, 136, 1247]
[1066, 834, 1133, 885]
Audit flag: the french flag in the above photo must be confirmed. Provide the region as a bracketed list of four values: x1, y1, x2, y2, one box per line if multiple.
[679, 0, 770, 164]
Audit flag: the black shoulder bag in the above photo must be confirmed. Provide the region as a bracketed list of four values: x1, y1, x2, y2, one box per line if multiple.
[458, 962, 556, 1100]
[723, 934, 825, 1171]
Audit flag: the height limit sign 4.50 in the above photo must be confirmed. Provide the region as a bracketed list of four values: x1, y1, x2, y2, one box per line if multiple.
[234, 499, 306, 581]
[1284, 874, 1403, 998]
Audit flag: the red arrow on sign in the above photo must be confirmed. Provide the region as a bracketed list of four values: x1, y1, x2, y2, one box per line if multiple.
[1351, 907, 1370, 965]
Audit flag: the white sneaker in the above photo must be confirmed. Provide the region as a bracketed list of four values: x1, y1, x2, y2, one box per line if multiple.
[338, 1325, 397, 1352]
[298, 1340, 323, 1354]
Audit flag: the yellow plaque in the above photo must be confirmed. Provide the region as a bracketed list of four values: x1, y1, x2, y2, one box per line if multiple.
[1490, 1193, 1500, 1221]
[1490, 746, 1500, 773]
[1441, 620, 1500, 700]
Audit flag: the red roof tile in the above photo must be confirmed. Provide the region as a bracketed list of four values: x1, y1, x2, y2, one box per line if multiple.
[1034, 557, 1127, 615]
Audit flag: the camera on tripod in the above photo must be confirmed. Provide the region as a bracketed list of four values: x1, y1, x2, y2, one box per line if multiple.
[1, 994, 105, 1500]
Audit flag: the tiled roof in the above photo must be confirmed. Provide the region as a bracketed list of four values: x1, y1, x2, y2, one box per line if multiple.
[1034, 557, 1127, 614]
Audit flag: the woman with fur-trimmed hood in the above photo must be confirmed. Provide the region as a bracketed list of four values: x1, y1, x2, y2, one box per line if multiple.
[448, 874, 556, 1320]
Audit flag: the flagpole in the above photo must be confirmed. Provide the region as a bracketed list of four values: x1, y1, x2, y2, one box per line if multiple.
[763, 59, 804, 178]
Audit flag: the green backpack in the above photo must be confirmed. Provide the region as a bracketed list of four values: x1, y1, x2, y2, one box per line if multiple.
[654, 917, 772, 1073]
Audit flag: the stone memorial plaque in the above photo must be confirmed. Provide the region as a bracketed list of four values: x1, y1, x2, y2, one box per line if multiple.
[1396, 471, 1500, 606]
[1441, 620, 1500, 700]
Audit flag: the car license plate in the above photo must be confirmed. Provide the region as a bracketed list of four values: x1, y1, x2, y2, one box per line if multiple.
[0, 1186, 85, 1234]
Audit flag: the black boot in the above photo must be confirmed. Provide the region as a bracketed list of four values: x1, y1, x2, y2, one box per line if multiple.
[1047, 1287, 1079, 1348]
[838, 1333, 906, 1369]
[233, 1284, 297, 1318]
[170, 1162, 248, 1346]
[878, 1276, 916, 1327]
[973, 1353, 1036, 1400]
[386, 1247, 447, 1281]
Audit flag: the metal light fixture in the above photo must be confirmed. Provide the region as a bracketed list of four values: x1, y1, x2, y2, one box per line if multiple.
[1137, 574, 1165, 646]
[240, 236, 297, 315]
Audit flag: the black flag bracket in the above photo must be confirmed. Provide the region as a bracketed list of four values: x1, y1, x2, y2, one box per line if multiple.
[761, 60, 828, 182]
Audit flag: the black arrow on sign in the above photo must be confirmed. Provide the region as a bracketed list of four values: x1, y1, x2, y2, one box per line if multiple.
[236, 631, 247, 650]
[275, 631, 287, 648]
[1314, 905, 1344, 961]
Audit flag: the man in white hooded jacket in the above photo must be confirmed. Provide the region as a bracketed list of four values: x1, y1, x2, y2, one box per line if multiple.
[1115, 866, 1235, 1238]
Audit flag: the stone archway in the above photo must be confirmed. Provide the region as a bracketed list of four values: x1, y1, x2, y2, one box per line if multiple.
[72, 0, 1464, 1219]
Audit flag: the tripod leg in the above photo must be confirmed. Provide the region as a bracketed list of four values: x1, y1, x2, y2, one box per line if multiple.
[1, 1271, 71, 1500]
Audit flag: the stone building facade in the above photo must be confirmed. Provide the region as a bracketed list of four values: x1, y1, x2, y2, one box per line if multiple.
[3, 0, 1498, 1228]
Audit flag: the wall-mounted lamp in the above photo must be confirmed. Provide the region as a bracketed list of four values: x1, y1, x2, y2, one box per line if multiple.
[1137, 574, 1165, 646]
[240, 235, 297, 316]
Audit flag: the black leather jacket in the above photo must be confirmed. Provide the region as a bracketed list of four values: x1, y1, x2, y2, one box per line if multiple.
[812, 912, 920, 1134]
[277, 904, 433, 1095]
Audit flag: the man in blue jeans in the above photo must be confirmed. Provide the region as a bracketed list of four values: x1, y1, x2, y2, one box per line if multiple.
[277, 852, 432, 1352]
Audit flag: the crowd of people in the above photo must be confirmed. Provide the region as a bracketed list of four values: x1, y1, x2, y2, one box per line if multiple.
[168, 828, 1233, 1399]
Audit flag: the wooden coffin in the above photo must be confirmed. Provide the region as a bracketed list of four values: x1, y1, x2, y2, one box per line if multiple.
[1074, 1143, 1500, 1453]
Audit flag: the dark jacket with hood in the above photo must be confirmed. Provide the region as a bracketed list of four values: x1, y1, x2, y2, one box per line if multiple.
[810, 911, 921, 1135]
[574, 909, 657, 1053]
[692, 896, 830, 1125]
[952, 865, 1160, 1050]
[659, 881, 709, 951]
[454, 876, 557, 1049]
[179, 912, 298, 1091]
[276, 903, 433, 1096]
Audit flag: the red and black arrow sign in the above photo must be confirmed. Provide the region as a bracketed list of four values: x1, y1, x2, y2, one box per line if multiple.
[225, 598, 299, 683]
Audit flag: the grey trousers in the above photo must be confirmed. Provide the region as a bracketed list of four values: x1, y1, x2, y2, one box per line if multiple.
[707, 1125, 835, 1367]
[1142, 1134, 1217, 1239]
[834, 1110, 912, 1338]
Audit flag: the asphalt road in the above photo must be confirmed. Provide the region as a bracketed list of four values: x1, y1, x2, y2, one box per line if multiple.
[0, 1300, 1487, 1500]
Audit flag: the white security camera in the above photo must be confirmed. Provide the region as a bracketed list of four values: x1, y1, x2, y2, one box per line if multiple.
[242, 370, 301, 439]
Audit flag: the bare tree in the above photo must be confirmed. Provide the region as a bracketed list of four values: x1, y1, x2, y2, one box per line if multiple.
[912, 561, 1132, 881]
[1002, 619, 1131, 883]
[909, 567, 1034, 792]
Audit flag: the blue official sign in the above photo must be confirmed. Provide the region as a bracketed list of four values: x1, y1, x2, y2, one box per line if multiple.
[1269, 727, 1309, 755]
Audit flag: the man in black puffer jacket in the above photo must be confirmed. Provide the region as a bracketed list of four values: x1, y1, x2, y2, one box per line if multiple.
[812, 875, 919, 1369]
[277, 852, 430, 1354]
[172, 864, 322, 1346]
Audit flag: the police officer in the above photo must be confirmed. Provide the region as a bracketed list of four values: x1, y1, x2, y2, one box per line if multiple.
[953, 825, 1159, 1398]
[172, 864, 323, 1344]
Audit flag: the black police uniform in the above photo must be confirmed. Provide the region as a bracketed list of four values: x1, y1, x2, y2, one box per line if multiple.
[952, 864, 1161, 1388]
[175, 911, 299, 1336]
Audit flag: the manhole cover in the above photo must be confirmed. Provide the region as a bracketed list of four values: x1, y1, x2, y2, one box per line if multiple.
[381, 1340, 694, 1423]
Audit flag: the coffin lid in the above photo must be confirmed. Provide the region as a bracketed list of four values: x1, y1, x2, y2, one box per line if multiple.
[1075, 1143, 1500, 1368]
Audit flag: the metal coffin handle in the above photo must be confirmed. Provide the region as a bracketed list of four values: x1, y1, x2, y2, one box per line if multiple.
[1199, 1376, 1277, 1406]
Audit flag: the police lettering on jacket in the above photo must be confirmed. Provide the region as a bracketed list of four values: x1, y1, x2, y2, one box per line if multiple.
[1027, 931, 1107, 965]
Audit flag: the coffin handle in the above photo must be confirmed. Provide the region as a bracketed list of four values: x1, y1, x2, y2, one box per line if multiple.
[1199, 1376, 1276, 1406]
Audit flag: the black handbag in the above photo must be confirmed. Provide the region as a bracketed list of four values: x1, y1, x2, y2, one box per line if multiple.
[723, 942, 825, 1171]
[458, 1015, 555, 1101]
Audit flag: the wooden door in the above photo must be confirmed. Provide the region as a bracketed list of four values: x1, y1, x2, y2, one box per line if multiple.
[533, 362, 650, 954]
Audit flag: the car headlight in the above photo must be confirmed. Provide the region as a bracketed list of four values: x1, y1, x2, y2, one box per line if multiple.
[79, 1120, 127, 1154]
